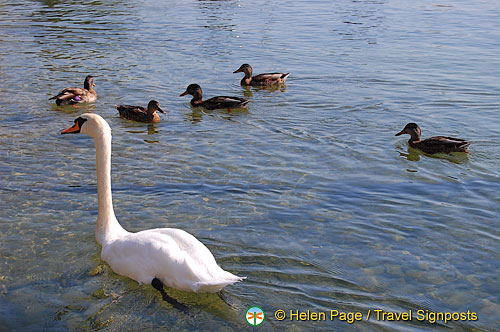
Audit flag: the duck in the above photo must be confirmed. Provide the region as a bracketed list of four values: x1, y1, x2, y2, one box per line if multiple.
[61, 113, 244, 302]
[233, 64, 290, 86]
[49, 75, 97, 105]
[115, 100, 165, 123]
[395, 123, 471, 154]
[180, 84, 249, 110]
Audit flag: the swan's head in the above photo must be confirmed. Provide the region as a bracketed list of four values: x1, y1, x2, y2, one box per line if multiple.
[61, 113, 111, 138]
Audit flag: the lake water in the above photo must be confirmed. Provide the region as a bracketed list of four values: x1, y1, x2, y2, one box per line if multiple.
[0, 0, 499, 331]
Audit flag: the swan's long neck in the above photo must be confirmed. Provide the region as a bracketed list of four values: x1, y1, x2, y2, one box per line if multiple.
[94, 131, 127, 245]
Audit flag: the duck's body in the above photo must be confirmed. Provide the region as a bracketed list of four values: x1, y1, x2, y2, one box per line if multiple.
[49, 75, 97, 105]
[233, 64, 290, 86]
[115, 100, 165, 123]
[396, 123, 471, 154]
[180, 84, 248, 110]
[198, 96, 249, 110]
[61, 114, 243, 293]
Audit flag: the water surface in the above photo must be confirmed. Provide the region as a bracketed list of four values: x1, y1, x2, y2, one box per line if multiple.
[0, 0, 499, 331]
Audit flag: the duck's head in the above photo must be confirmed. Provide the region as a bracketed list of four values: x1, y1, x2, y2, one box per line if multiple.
[61, 113, 110, 138]
[233, 63, 252, 75]
[84, 75, 96, 89]
[180, 84, 202, 97]
[147, 100, 165, 114]
[395, 123, 421, 139]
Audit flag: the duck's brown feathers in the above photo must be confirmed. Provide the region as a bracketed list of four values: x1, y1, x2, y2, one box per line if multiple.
[234, 64, 289, 86]
[198, 96, 249, 110]
[115, 105, 160, 123]
[49, 75, 97, 105]
[180, 84, 248, 110]
[409, 136, 471, 154]
[245, 73, 290, 86]
[115, 100, 164, 123]
[396, 123, 470, 154]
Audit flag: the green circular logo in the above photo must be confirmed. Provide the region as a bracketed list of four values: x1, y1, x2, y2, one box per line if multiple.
[246, 306, 265, 326]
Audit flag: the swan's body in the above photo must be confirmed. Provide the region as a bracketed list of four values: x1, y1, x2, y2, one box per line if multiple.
[49, 75, 97, 105]
[61, 114, 243, 293]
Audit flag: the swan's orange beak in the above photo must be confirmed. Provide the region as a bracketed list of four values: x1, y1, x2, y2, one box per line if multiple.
[61, 122, 80, 134]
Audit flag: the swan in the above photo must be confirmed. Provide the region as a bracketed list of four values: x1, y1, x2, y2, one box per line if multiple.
[61, 113, 244, 300]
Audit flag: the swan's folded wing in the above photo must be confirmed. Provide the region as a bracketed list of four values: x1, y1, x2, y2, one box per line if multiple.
[138, 228, 243, 291]
[101, 232, 189, 284]
[146, 228, 219, 267]
[100, 229, 242, 292]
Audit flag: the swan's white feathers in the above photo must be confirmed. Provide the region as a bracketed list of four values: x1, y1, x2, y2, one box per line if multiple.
[101, 228, 242, 292]
[65, 113, 244, 293]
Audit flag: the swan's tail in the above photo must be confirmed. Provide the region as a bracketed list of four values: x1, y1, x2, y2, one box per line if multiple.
[193, 275, 246, 293]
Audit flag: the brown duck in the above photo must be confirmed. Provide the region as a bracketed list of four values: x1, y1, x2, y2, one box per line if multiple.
[233, 64, 290, 86]
[180, 84, 248, 110]
[395, 123, 471, 154]
[49, 75, 97, 105]
[115, 100, 165, 123]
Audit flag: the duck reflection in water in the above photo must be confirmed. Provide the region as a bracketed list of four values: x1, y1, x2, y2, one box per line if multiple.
[399, 147, 470, 164]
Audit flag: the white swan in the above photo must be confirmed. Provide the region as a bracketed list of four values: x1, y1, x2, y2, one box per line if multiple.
[61, 113, 244, 295]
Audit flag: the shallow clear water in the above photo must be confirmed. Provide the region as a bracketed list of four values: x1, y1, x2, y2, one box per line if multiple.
[0, 0, 499, 331]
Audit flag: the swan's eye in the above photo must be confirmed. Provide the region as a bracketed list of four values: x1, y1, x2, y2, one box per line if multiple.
[76, 117, 87, 129]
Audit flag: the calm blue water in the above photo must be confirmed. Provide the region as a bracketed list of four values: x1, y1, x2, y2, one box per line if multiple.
[0, 0, 499, 331]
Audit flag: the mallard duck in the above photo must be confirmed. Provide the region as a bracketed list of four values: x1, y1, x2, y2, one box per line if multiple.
[395, 123, 471, 154]
[233, 64, 290, 86]
[49, 75, 97, 105]
[180, 84, 248, 110]
[115, 100, 165, 123]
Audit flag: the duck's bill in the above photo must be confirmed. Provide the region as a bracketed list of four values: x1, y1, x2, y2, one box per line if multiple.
[158, 107, 165, 114]
[61, 122, 80, 134]
[395, 130, 405, 136]
[233, 68, 243, 73]
[179, 91, 188, 96]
